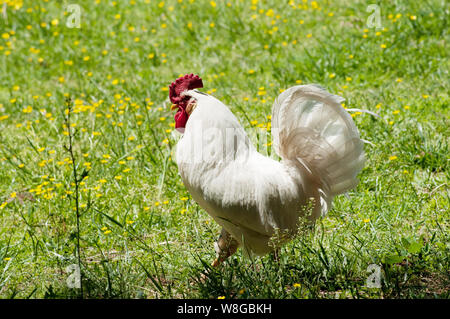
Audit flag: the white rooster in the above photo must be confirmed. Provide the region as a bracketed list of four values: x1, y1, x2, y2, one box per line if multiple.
[169, 74, 365, 266]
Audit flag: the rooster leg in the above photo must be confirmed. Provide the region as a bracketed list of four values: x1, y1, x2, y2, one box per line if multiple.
[212, 228, 239, 267]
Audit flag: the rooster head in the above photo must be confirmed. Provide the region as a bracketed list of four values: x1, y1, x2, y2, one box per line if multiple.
[169, 74, 203, 132]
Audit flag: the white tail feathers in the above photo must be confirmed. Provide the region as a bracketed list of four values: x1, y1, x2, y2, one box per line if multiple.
[271, 84, 365, 216]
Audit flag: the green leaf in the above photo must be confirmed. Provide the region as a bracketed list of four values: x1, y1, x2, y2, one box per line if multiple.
[95, 208, 124, 228]
[407, 241, 423, 254]
[135, 259, 163, 293]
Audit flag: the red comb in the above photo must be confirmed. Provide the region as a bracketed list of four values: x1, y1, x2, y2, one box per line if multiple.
[169, 74, 203, 104]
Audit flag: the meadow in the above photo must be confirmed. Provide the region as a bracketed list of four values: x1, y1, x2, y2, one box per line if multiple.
[0, 0, 448, 298]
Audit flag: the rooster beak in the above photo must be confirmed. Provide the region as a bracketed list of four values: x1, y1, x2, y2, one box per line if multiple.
[171, 104, 178, 111]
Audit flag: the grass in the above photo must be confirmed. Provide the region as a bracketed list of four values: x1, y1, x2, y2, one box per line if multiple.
[0, 0, 448, 299]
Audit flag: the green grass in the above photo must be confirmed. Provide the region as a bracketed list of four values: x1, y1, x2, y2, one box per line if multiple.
[0, 0, 448, 299]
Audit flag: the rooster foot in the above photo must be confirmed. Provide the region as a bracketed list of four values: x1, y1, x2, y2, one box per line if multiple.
[213, 228, 239, 267]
